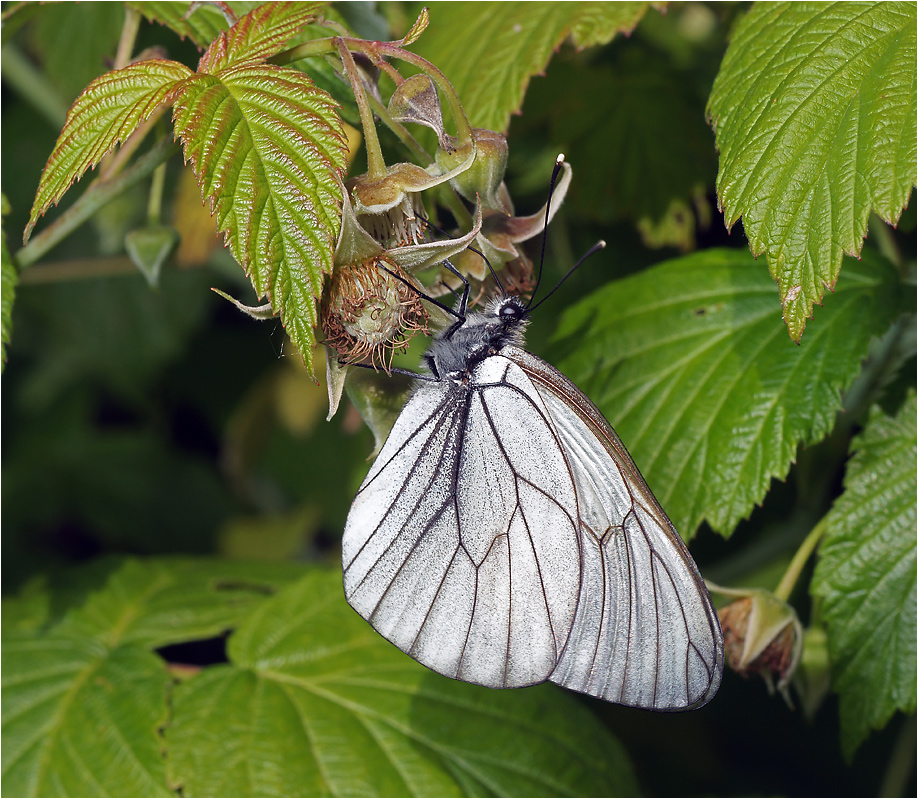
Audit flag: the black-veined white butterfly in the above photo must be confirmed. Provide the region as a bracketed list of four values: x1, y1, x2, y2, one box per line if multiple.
[341, 177, 724, 712]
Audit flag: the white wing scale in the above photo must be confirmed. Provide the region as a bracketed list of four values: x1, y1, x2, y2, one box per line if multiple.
[342, 346, 723, 710]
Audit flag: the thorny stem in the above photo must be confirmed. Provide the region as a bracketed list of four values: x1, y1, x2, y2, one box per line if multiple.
[16, 136, 180, 271]
[336, 39, 387, 181]
[774, 518, 826, 603]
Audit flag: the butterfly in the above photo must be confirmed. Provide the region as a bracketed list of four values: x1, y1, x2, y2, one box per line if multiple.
[340, 258, 724, 710]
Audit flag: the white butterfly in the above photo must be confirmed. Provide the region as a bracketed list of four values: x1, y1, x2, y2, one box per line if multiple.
[341, 273, 724, 711]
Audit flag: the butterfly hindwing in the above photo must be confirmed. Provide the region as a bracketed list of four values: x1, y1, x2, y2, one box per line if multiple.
[506, 346, 724, 710]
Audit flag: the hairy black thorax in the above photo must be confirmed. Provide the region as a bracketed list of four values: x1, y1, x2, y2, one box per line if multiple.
[424, 296, 530, 379]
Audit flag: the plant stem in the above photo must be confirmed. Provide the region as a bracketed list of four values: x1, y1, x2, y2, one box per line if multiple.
[15, 136, 180, 271]
[869, 212, 905, 275]
[371, 42, 473, 145]
[364, 88, 430, 164]
[18, 256, 143, 285]
[0, 43, 69, 129]
[271, 37, 337, 64]
[148, 160, 167, 227]
[335, 39, 387, 181]
[774, 517, 827, 602]
[879, 714, 917, 798]
[114, 7, 142, 69]
[273, 37, 474, 147]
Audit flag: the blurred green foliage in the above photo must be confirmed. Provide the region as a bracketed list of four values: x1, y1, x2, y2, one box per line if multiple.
[1, 2, 914, 796]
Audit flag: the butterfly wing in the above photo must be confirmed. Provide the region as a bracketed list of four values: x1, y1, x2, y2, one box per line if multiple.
[505, 346, 724, 710]
[342, 357, 583, 689]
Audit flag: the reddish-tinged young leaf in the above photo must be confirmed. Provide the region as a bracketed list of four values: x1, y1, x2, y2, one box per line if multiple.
[172, 63, 347, 370]
[197, 2, 323, 74]
[24, 59, 193, 242]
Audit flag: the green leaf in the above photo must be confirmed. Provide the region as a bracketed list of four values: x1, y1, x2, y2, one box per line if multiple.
[172, 63, 346, 373]
[11, 270, 214, 406]
[128, 1, 238, 49]
[520, 49, 715, 231]
[707, 2, 917, 341]
[553, 247, 907, 538]
[1, 194, 15, 371]
[31, 3, 125, 102]
[166, 570, 639, 797]
[124, 224, 180, 287]
[24, 59, 194, 242]
[1, 557, 308, 795]
[2, 634, 173, 797]
[413, 1, 652, 132]
[812, 392, 917, 759]
[4, 559, 636, 795]
[55, 558, 306, 649]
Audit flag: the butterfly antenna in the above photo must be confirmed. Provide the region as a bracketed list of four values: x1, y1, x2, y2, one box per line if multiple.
[528, 240, 606, 314]
[527, 153, 567, 312]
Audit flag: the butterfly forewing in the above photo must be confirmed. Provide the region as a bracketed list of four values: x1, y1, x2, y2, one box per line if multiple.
[505, 346, 724, 710]
[342, 355, 583, 689]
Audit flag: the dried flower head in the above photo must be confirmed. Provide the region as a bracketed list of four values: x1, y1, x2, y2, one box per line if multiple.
[356, 191, 428, 250]
[322, 257, 428, 371]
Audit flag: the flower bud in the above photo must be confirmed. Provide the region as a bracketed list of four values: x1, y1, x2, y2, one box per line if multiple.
[436, 129, 509, 213]
[388, 74, 448, 150]
[714, 585, 804, 703]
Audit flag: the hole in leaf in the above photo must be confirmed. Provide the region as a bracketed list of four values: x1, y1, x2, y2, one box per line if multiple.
[157, 633, 229, 667]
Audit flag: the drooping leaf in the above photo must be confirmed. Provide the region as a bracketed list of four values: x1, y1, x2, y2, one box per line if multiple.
[413, 1, 652, 132]
[707, 2, 917, 341]
[1, 194, 15, 370]
[166, 570, 639, 797]
[172, 63, 346, 372]
[24, 59, 194, 241]
[812, 392, 917, 759]
[552, 247, 908, 538]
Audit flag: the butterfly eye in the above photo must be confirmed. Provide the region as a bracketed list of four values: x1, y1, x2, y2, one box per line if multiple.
[499, 301, 521, 319]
